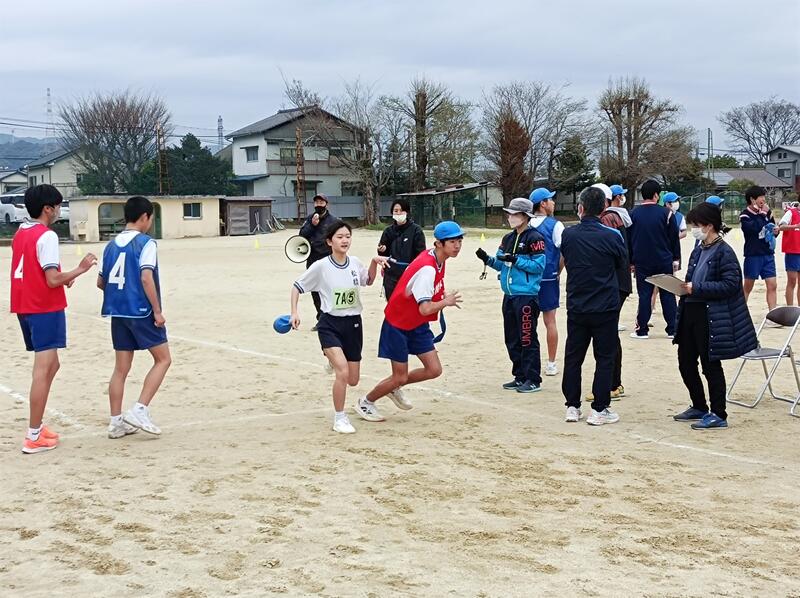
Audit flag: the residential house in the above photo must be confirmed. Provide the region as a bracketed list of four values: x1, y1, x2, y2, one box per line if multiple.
[0, 168, 27, 193]
[26, 147, 84, 198]
[764, 145, 800, 192]
[227, 106, 366, 218]
[710, 168, 791, 197]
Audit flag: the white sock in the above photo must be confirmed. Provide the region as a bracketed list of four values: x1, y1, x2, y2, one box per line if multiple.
[334, 411, 347, 420]
[134, 402, 147, 412]
[548, 361, 557, 368]
[27, 426, 42, 441]
[110, 414, 123, 425]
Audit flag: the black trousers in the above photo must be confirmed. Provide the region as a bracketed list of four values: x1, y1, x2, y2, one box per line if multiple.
[635, 269, 677, 336]
[612, 292, 630, 389]
[502, 295, 542, 385]
[677, 302, 727, 419]
[562, 310, 618, 412]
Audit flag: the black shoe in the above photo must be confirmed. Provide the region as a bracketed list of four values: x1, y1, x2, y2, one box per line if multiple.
[673, 407, 708, 421]
[516, 380, 542, 393]
[502, 379, 522, 390]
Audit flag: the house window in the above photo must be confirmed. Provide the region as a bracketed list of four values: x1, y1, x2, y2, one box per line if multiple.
[183, 203, 202, 219]
[778, 168, 791, 179]
[280, 147, 297, 166]
[76, 173, 85, 184]
[29, 175, 37, 186]
[329, 147, 354, 166]
[244, 146, 259, 162]
[341, 182, 363, 197]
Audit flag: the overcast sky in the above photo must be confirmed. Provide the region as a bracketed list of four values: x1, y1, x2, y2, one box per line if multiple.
[2, 0, 799, 153]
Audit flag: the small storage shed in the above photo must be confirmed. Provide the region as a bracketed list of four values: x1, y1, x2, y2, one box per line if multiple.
[223, 197, 274, 236]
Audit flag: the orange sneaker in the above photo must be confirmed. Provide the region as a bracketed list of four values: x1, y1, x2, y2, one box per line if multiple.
[22, 434, 58, 454]
[40, 426, 59, 440]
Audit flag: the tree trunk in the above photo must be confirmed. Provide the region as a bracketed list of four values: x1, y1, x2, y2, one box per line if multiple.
[363, 183, 378, 226]
[414, 90, 428, 191]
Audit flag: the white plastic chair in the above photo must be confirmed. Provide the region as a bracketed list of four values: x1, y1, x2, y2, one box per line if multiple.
[726, 306, 800, 417]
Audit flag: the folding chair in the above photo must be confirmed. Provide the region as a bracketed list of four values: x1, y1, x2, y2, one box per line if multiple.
[726, 306, 800, 417]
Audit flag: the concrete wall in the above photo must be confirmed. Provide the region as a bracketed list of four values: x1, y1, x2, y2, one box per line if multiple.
[231, 133, 268, 177]
[270, 195, 395, 220]
[69, 196, 220, 242]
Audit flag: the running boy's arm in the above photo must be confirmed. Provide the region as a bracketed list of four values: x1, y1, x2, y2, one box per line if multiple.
[44, 254, 97, 288]
[418, 292, 462, 316]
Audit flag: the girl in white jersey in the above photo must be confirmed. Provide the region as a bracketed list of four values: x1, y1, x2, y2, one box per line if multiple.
[290, 220, 388, 433]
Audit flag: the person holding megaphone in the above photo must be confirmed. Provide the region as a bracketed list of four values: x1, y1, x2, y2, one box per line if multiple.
[299, 194, 337, 330]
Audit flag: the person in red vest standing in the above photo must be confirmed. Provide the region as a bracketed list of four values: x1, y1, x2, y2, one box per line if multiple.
[779, 201, 800, 305]
[354, 221, 464, 424]
[10, 185, 97, 454]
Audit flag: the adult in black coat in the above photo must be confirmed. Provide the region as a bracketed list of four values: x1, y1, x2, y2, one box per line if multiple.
[673, 203, 758, 429]
[377, 199, 426, 299]
[299, 194, 337, 322]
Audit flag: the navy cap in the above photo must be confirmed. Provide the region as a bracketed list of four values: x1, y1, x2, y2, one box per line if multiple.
[273, 314, 292, 334]
[529, 187, 556, 204]
[433, 221, 465, 241]
[609, 184, 627, 196]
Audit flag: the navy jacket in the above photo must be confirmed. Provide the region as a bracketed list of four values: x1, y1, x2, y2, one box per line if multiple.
[629, 203, 681, 273]
[378, 220, 426, 288]
[561, 216, 626, 314]
[739, 207, 775, 257]
[674, 241, 758, 361]
[299, 210, 337, 264]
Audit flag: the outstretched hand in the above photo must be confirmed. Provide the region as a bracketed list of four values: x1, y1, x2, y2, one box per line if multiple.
[443, 290, 462, 309]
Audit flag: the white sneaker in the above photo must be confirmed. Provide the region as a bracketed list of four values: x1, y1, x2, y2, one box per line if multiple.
[630, 332, 649, 340]
[765, 320, 783, 329]
[387, 387, 412, 410]
[332, 415, 356, 434]
[565, 406, 581, 422]
[544, 362, 558, 376]
[123, 406, 161, 435]
[617, 324, 627, 332]
[354, 397, 385, 422]
[107, 420, 139, 439]
[586, 408, 620, 426]
[324, 361, 334, 374]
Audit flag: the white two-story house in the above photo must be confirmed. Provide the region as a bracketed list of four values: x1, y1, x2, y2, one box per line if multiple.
[765, 145, 800, 193]
[26, 147, 85, 198]
[227, 106, 365, 218]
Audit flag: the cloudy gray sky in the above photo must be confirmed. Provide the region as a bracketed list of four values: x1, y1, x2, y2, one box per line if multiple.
[2, 0, 799, 152]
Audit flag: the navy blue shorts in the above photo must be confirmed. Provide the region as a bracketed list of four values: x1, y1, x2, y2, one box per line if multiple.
[538, 279, 560, 312]
[317, 313, 363, 361]
[111, 316, 168, 351]
[786, 254, 800, 272]
[18, 311, 66, 352]
[378, 320, 435, 363]
[743, 255, 776, 280]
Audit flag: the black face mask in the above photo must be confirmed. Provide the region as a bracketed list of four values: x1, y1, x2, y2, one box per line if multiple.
[314, 206, 326, 216]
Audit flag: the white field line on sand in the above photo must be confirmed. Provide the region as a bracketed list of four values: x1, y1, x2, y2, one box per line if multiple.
[0, 308, 785, 468]
[0, 381, 86, 430]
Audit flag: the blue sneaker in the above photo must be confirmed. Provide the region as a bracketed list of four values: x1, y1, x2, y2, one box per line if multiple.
[673, 407, 708, 421]
[516, 381, 541, 393]
[502, 379, 522, 390]
[691, 413, 728, 429]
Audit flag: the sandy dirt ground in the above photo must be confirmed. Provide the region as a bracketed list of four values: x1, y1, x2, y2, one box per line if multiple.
[1, 226, 799, 598]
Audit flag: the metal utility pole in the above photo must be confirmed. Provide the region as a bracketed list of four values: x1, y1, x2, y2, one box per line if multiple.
[217, 115, 224, 152]
[295, 126, 307, 219]
[707, 128, 714, 184]
[156, 124, 171, 195]
[46, 88, 54, 139]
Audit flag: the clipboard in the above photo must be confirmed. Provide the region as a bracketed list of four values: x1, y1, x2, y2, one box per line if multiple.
[645, 274, 688, 296]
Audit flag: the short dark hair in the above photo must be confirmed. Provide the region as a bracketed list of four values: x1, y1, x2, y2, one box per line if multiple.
[745, 185, 767, 203]
[578, 186, 606, 217]
[392, 198, 410, 213]
[124, 195, 154, 223]
[686, 202, 723, 232]
[325, 219, 352, 241]
[24, 184, 63, 218]
[641, 180, 662, 201]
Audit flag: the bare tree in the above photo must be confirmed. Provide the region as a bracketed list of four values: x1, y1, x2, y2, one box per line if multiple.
[427, 98, 480, 187]
[719, 98, 800, 165]
[59, 90, 171, 193]
[384, 78, 451, 190]
[597, 77, 684, 207]
[283, 78, 405, 225]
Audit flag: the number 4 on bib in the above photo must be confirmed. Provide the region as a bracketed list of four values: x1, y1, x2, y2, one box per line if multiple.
[14, 256, 24, 279]
[108, 253, 126, 288]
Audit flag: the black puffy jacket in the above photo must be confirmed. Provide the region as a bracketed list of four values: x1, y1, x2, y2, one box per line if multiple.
[674, 241, 758, 361]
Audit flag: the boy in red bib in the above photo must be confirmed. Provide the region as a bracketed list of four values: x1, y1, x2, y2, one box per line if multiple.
[10, 185, 97, 453]
[354, 221, 463, 423]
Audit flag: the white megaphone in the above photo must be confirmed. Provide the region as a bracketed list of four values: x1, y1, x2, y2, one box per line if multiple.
[285, 235, 311, 263]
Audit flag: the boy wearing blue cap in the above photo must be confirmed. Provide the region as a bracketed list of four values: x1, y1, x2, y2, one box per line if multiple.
[475, 198, 547, 393]
[356, 221, 463, 424]
[740, 185, 779, 313]
[529, 187, 564, 376]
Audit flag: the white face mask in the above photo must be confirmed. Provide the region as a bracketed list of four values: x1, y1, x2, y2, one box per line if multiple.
[508, 214, 526, 229]
[392, 213, 407, 224]
[691, 227, 708, 242]
[669, 202, 679, 213]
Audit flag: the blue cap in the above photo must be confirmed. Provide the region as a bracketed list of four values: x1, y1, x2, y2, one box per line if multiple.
[529, 187, 556, 204]
[609, 184, 627, 196]
[705, 195, 724, 206]
[662, 192, 679, 204]
[273, 314, 292, 334]
[433, 221, 465, 241]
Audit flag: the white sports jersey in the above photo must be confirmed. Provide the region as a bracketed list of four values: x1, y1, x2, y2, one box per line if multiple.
[294, 255, 369, 316]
